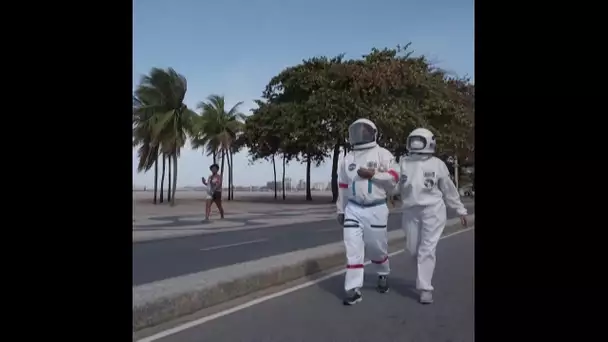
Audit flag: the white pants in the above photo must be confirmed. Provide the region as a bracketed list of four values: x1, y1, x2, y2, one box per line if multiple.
[343, 201, 390, 292]
[402, 201, 447, 292]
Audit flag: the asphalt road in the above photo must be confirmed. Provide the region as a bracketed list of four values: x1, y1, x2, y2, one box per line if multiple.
[133, 203, 474, 286]
[148, 228, 474, 342]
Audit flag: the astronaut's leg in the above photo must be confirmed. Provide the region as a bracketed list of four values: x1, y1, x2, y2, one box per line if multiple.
[343, 203, 365, 305]
[416, 202, 447, 304]
[402, 209, 422, 260]
[362, 204, 390, 293]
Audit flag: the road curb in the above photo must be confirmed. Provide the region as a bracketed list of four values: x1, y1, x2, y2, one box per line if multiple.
[132, 214, 475, 332]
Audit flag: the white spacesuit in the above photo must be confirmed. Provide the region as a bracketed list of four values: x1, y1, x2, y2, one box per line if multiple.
[336, 118, 399, 305]
[397, 128, 468, 304]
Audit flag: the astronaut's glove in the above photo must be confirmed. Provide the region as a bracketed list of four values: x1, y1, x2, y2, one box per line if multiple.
[337, 213, 345, 226]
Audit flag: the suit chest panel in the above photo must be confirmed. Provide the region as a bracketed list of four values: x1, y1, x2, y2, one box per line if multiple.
[401, 160, 438, 190]
[345, 156, 378, 181]
[344, 154, 380, 196]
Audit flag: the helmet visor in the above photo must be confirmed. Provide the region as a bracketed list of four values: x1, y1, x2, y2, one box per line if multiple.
[348, 122, 376, 146]
[407, 135, 428, 151]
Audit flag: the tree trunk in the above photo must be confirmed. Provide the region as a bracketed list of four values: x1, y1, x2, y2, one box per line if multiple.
[170, 153, 178, 206]
[271, 154, 277, 199]
[230, 151, 235, 200]
[226, 150, 232, 200]
[305, 155, 312, 201]
[220, 150, 226, 179]
[331, 142, 340, 203]
[153, 158, 158, 204]
[167, 156, 172, 202]
[282, 154, 286, 200]
[213, 151, 217, 164]
[220, 150, 226, 195]
[159, 154, 166, 203]
[454, 155, 460, 190]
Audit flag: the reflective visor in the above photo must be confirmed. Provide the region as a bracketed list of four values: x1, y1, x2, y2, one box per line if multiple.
[348, 122, 375, 146]
[407, 135, 427, 151]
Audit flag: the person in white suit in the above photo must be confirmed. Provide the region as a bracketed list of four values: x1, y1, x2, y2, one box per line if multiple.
[336, 118, 399, 305]
[397, 128, 468, 304]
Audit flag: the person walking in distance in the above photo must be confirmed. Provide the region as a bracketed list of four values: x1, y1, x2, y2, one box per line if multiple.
[397, 128, 468, 304]
[201, 164, 224, 221]
[336, 118, 399, 305]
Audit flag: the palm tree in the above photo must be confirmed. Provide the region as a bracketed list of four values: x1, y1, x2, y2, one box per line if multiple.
[191, 95, 246, 200]
[136, 67, 196, 206]
[133, 92, 160, 204]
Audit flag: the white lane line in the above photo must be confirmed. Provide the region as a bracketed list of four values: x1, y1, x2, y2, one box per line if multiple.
[139, 227, 474, 342]
[316, 227, 339, 233]
[199, 238, 269, 251]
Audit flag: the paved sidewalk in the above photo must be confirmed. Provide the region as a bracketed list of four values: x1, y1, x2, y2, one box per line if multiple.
[133, 190, 474, 243]
[133, 205, 348, 243]
[133, 191, 337, 219]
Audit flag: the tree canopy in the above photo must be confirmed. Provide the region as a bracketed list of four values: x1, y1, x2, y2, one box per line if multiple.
[134, 43, 474, 204]
[241, 43, 474, 201]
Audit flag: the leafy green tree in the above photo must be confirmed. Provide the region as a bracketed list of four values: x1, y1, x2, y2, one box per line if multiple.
[191, 95, 246, 200]
[241, 100, 282, 199]
[279, 55, 357, 202]
[245, 43, 474, 202]
[261, 65, 335, 201]
[344, 44, 474, 160]
[136, 67, 196, 206]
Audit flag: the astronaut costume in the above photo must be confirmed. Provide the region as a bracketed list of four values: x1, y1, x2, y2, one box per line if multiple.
[398, 128, 468, 304]
[336, 118, 399, 305]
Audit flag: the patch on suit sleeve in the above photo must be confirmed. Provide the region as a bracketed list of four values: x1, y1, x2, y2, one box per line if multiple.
[423, 171, 435, 178]
[348, 163, 357, 171]
[400, 174, 408, 184]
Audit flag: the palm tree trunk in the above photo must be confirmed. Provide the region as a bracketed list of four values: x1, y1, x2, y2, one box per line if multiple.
[170, 153, 178, 206]
[230, 151, 235, 200]
[220, 150, 226, 176]
[213, 151, 217, 164]
[167, 156, 172, 202]
[153, 158, 159, 204]
[272, 154, 277, 199]
[159, 154, 166, 203]
[220, 150, 226, 193]
[226, 150, 232, 200]
[331, 142, 340, 203]
[282, 154, 286, 200]
[305, 154, 312, 201]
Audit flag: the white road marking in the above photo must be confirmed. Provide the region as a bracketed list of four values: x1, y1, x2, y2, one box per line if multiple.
[315, 227, 339, 233]
[138, 227, 474, 342]
[199, 238, 269, 251]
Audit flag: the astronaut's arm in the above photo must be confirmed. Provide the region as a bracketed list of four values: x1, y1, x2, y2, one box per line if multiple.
[336, 160, 349, 214]
[438, 162, 467, 216]
[371, 153, 399, 191]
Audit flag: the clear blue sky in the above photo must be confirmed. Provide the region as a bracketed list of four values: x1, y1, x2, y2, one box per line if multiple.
[133, 0, 474, 188]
